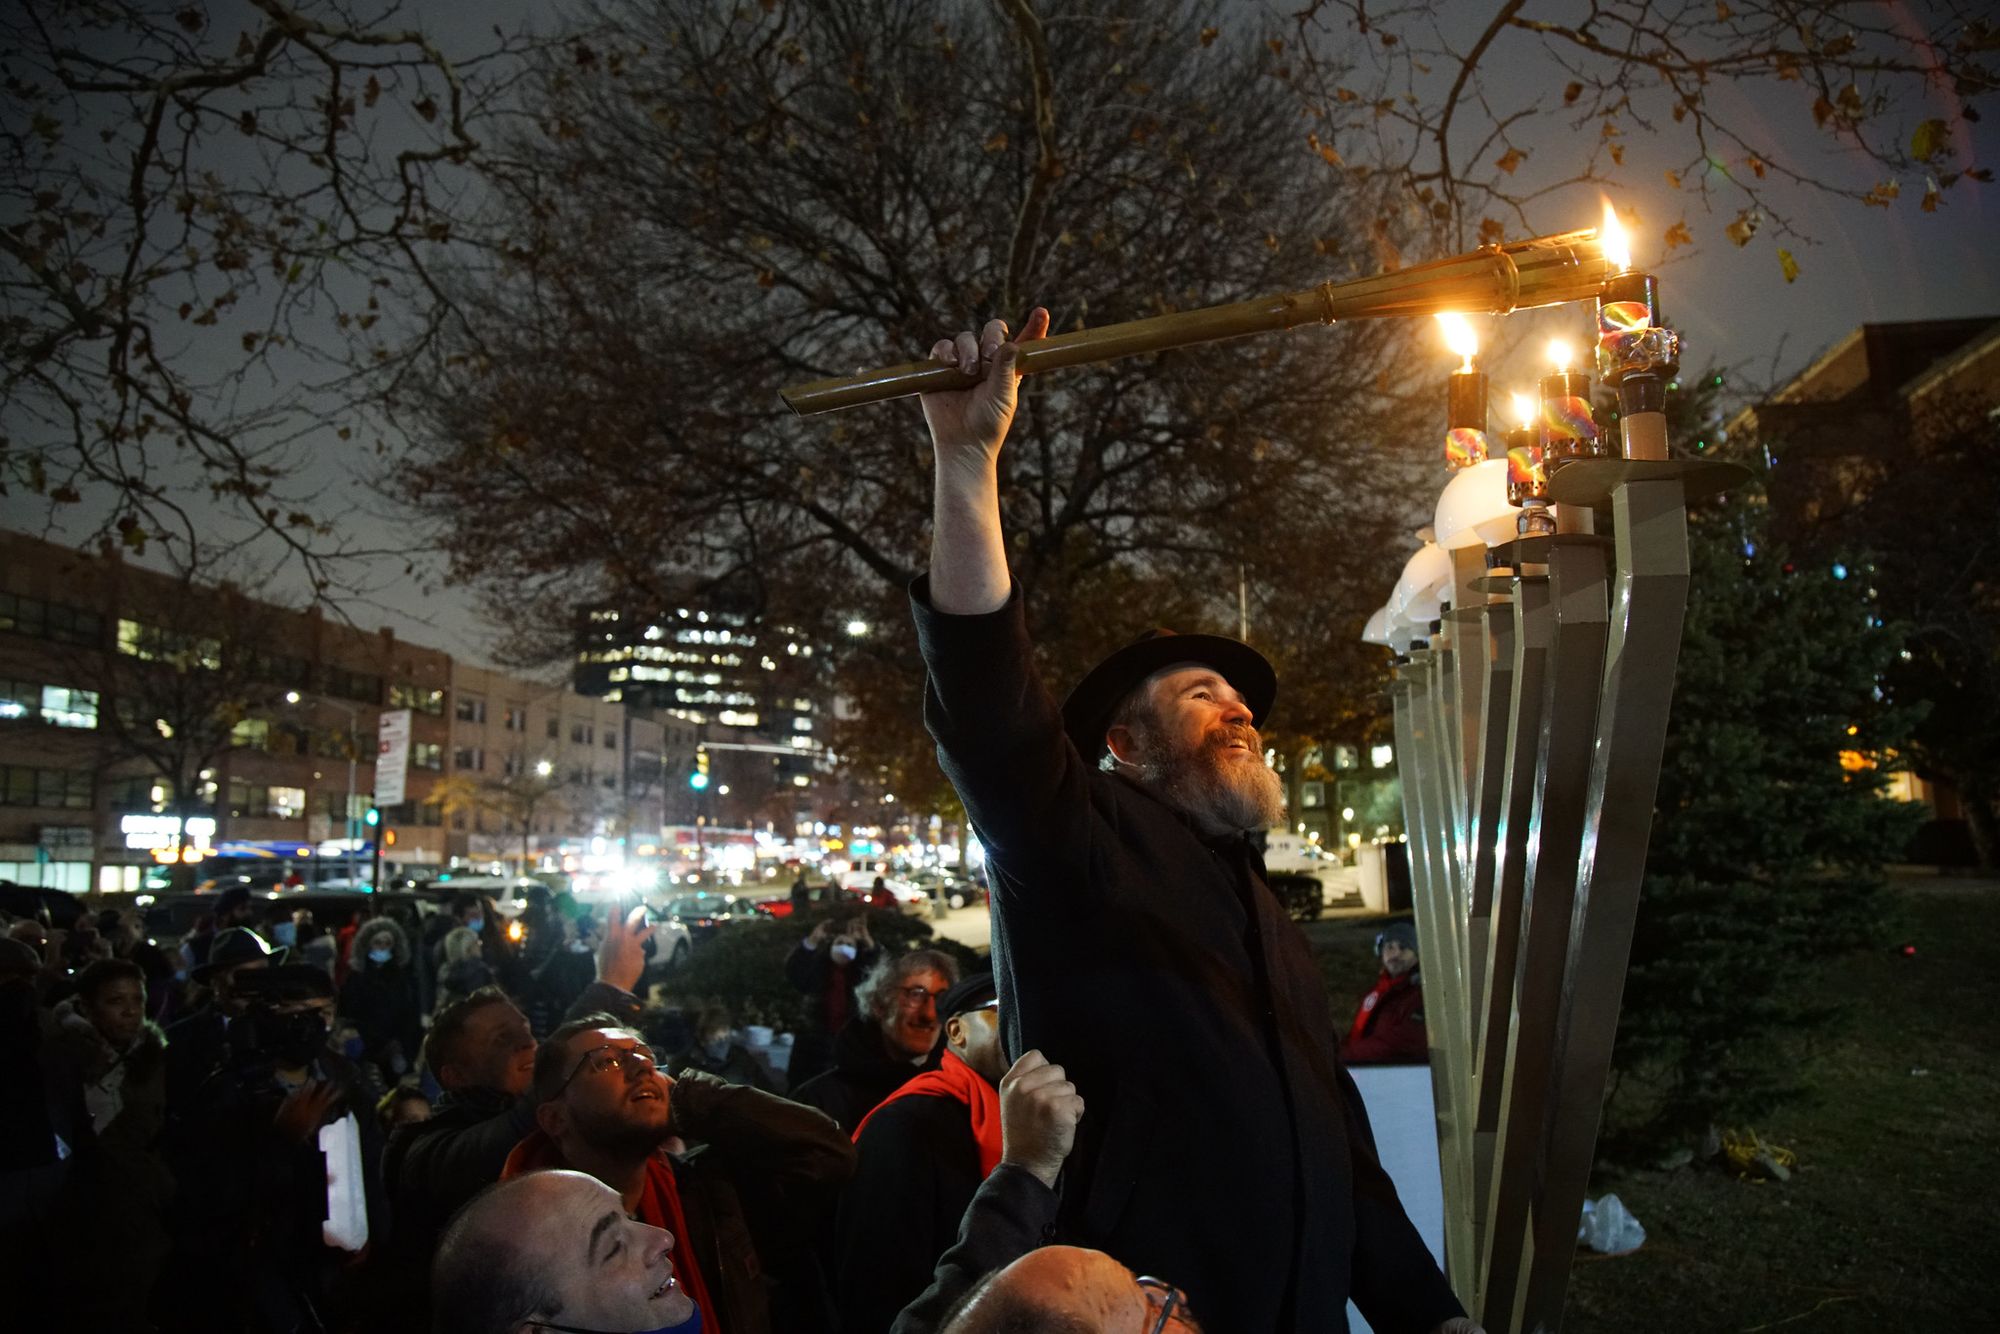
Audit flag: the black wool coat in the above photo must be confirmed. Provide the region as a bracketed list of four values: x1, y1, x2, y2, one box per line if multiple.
[788, 1015, 935, 1133]
[911, 580, 1463, 1334]
[833, 1091, 984, 1334]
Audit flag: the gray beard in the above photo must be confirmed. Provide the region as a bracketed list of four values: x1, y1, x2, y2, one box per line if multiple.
[1132, 731, 1287, 835]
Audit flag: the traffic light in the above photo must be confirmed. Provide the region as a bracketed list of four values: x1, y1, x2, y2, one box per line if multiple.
[384, 829, 398, 847]
[689, 750, 710, 790]
[364, 807, 381, 828]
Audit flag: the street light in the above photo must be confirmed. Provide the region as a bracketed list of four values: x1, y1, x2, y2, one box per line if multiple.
[845, 619, 870, 637]
[535, 759, 553, 777]
[279, 689, 360, 887]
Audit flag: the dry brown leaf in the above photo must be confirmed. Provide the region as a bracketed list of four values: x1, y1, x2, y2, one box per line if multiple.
[1664, 220, 1694, 250]
[1496, 146, 1526, 174]
[1777, 249, 1799, 283]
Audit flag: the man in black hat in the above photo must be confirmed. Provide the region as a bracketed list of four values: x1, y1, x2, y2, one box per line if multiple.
[163, 923, 281, 1113]
[833, 973, 1007, 1334]
[906, 313, 1474, 1333]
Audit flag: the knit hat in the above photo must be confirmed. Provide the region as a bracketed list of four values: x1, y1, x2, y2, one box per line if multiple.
[1373, 921, 1419, 955]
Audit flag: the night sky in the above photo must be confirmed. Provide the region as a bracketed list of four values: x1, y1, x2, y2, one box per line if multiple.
[9, 1, 1995, 667]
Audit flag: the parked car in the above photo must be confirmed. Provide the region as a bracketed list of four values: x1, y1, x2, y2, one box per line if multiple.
[833, 869, 929, 916]
[910, 868, 987, 911]
[0, 882, 87, 931]
[138, 887, 443, 947]
[659, 892, 766, 947]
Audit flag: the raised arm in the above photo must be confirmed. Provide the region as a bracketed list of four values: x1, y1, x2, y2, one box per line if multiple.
[921, 307, 1050, 615]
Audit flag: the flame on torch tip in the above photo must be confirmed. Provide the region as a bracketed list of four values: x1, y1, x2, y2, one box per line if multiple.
[1546, 338, 1575, 374]
[1434, 312, 1479, 371]
[1600, 199, 1632, 273]
[1511, 391, 1537, 430]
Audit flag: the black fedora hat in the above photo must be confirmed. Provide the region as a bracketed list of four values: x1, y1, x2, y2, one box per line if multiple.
[1060, 629, 1276, 757]
[937, 972, 998, 1023]
[192, 925, 285, 982]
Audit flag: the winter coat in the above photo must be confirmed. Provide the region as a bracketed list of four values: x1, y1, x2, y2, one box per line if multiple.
[788, 1015, 935, 1133]
[1342, 969, 1431, 1065]
[44, 1007, 174, 1333]
[834, 1087, 989, 1334]
[339, 919, 422, 1077]
[911, 579, 1463, 1334]
[889, 1163, 1058, 1334]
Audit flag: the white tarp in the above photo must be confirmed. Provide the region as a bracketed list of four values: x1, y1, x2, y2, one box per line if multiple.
[375, 708, 412, 808]
[1345, 1064, 1448, 1334]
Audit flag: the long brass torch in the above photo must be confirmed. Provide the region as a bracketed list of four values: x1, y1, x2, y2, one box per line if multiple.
[780, 228, 1608, 416]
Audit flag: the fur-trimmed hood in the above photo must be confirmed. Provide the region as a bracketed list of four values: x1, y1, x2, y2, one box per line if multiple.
[347, 915, 414, 972]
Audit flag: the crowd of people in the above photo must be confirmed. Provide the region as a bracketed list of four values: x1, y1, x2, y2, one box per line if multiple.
[0, 310, 1474, 1334]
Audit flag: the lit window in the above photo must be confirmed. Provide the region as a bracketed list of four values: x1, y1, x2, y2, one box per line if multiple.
[1370, 743, 1395, 769]
[41, 686, 99, 730]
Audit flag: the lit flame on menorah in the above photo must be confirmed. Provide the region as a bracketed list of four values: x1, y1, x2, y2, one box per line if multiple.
[783, 204, 1748, 1334]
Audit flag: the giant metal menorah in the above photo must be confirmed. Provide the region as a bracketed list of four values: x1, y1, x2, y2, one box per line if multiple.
[783, 214, 1746, 1332]
[1366, 230, 1747, 1333]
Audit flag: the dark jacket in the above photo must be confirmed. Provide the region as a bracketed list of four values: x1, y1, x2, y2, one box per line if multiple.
[178, 1046, 386, 1334]
[785, 939, 881, 1089]
[338, 960, 422, 1077]
[912, 580, 1463, 1334]
[1343, 969, 1430, 1065]
[46, 1011, 174, 1333]
[835, 1092, 984, 1334]
[678, 1039, 786, 1095]
[789, 1015, 933, 1132]
[162, 1004, 229, 1117]
[890, 1163, 1059, 1334]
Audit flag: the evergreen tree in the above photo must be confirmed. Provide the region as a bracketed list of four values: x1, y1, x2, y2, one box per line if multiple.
[1601, 372, 1923, 1158]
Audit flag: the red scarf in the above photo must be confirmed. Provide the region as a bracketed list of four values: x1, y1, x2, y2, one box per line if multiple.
[502, 1129, 721, 1333]
[1350, 970, 1406, 1042]
[850, 1049, 1004, 1177]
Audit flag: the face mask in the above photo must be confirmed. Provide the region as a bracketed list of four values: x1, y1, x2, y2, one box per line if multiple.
[830, 942, 857, 964]
[271, 922, 298, 948]
[465, 916, 484, 935]
[367, 946, 393, 966]
[702, 1036, 732, 1062]
[342, 1033, 366, 1061]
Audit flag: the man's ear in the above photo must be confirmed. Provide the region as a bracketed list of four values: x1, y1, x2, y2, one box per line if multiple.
[1104, 725, 1140, 767]
[944, 1014, 967, 1053]
[534, 1098, 565, 1138]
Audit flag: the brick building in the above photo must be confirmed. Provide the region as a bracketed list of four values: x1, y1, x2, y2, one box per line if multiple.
[0, 530, 662, 892]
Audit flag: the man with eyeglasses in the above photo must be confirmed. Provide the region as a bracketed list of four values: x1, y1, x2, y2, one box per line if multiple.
[908, 317, 1479, 1332]
[372, 907, 654, 1331]
[833, 973, 1008, 1333]
[501, 1015, 857, 1333]
[790, 949, 960, 1132]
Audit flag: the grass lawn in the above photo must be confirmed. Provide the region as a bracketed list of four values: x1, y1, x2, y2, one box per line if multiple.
[1311, 875, 1998, 1332]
